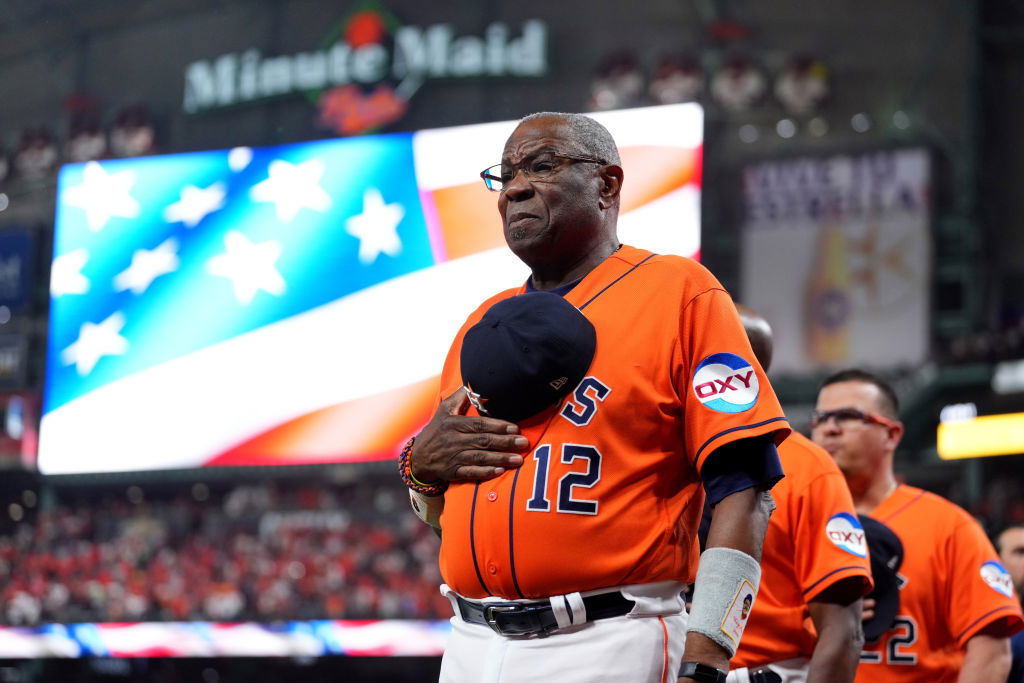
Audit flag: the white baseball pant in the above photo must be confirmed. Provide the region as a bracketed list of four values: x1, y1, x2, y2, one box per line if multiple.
[439, 581, 688, 683]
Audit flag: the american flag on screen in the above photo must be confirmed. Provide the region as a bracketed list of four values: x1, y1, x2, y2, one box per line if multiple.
[40, 103, 703, 474]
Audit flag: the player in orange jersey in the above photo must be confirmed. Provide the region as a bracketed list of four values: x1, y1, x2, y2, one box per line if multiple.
[727, 308, 872, 683]
[811, 369, 1024, 682]
[995, 524, 1024, 682]
[403, 112, 791, 683]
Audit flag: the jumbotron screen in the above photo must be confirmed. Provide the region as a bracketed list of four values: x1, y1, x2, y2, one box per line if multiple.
[40, 103, 702, 474]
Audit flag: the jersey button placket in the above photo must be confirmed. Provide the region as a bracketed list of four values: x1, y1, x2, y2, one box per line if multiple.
[487, 491, 498, 502]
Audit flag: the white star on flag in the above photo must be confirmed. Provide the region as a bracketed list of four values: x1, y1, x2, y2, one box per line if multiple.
[61, 311, 129, 376]
[61, 161, 140, 231]
[205, 231, 286, 305]
[249, 159, 331, 222]
[345, 187, 404, 265]
[113, 238, 180, 295]
[50, 249, 91, 297]
[228, 147, 253, 171]
[163, 182, 226, 227]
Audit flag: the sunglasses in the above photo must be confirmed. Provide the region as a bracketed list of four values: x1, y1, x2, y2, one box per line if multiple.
[809, 407, 899, 430]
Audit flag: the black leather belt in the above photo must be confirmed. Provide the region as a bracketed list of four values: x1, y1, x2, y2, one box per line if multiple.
[455, 591, 635, 637]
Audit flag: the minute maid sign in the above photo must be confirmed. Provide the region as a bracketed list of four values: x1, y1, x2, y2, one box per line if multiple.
[183, 4, 548, 134]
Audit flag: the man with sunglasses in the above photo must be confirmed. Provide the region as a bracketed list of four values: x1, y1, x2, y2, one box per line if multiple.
[811, 369, 1023, 682]
[404, 112, 791, 683]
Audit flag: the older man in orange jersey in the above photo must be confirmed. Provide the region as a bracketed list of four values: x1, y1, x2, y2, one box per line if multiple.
[403, 112, 792, 683]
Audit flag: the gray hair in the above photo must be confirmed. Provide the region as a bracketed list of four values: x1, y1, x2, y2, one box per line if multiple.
[518, 112, 621, 166]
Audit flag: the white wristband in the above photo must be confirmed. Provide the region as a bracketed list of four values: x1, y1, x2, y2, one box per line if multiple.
[686, 547, 761, 656]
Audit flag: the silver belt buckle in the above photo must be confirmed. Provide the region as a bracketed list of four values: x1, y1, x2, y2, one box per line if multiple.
[484, 604, 519, 634]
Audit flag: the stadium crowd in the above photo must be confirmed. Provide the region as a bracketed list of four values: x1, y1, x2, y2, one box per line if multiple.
[0, 465, 1019, 628]
[0, 474, 449, 626]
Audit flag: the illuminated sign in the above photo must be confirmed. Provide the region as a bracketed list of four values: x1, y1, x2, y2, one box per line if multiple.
[937, 411, 1024, 459]
[42, 103, 704, 474]
[183, 6, 548, 135]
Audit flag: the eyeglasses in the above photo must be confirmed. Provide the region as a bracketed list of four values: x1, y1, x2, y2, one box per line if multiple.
[480, 153, 606, 192]
[809, 407, 899, 430]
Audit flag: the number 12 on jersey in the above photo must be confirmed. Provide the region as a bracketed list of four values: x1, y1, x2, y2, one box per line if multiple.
[526, 444, 603, 515]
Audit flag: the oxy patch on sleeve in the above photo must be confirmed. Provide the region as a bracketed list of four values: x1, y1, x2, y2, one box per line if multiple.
[826, 512, 869, 557]
[692, 352, 759, 413]
[980, 561, 1014, 598]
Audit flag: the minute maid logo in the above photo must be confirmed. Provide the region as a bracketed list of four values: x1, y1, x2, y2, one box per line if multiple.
[692, 352, 759, 413]
[980, 560, 1014, 598]
[825, 512, 868, 557]
[183, 2, 548, 135]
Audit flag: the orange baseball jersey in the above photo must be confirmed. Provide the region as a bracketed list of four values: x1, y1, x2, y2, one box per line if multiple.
[732, 431, 873, 667]
[855, 484, 1024, 682]
[434, 245, 791, 599]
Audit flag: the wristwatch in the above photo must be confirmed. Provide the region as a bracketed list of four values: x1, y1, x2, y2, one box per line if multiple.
[678, 661, 727, 683]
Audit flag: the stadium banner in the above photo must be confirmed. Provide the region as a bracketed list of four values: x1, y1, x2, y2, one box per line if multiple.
[740, 148, 931, 374]
[0, 619, 450, 658]
[41, 103, 703, 474]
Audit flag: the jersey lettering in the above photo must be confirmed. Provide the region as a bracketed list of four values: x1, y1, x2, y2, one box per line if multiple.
[525, 443, 602, 515]
[694, 371, 754, 397]
[692, 353, 760, 413]
[887, 617, 918, 665]
[859, 616, 918, 665]
[560, 377, 611, 426]
[526, 445, 552, 511]
[557, 444, 602, 515]
[825, 512, 868, 557]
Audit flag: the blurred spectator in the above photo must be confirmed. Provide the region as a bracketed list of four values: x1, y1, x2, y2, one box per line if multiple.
[13, 126, 58, 181]
[588, 52, 645, 111]
[110, 103, 156, 158]
[65, 111, 108, 163]
[649, 54, 703, 105]
[710, 55, 767, 112]
[995, 525, 1024, 596]
[774, 54, 829, 114]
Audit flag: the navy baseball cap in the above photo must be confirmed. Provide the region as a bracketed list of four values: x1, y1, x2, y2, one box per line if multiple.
[460, 292, 597, 423]
[858, 514, 904, 642]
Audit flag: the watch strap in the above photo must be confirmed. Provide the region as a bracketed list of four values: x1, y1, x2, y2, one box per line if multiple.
[678, 661, 727, 683]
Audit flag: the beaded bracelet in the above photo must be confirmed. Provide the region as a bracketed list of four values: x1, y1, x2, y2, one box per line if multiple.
[398, 437, 448, 497]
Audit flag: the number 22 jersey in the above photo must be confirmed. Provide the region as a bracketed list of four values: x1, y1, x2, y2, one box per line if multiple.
[856, 484, 1023, 682]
